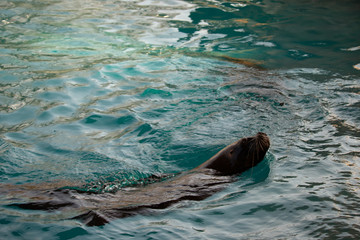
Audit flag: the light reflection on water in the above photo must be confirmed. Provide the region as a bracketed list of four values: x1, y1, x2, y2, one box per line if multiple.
[0, 0, 360, 239]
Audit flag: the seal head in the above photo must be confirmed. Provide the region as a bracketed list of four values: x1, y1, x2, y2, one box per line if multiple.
[196, 132, 270, 175]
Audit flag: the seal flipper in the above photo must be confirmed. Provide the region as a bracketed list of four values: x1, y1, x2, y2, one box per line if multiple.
[72, 210, 110, 226]
[72, 208, 145, 226]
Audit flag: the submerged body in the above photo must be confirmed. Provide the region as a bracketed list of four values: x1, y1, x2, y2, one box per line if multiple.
[3, 132, 270, 226]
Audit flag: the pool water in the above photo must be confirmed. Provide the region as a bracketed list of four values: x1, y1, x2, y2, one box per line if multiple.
[1, 0, 359, 239]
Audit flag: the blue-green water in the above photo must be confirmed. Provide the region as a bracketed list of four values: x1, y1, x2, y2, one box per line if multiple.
[1, 0, 359, 239]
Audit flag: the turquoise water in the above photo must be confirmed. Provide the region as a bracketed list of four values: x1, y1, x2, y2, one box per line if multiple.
[1, 0, 360, 239]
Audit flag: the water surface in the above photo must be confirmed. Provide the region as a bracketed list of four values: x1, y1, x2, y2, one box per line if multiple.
[1, 0, 359, 239]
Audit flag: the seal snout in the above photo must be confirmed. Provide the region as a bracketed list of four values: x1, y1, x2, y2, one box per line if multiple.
[254, 132, 270, 152]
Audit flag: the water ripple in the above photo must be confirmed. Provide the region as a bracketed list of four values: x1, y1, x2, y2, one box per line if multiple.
[1, 0, 360, 239]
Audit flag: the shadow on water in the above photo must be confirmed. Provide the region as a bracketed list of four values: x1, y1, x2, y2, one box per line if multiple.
[240, 153, 273, 186]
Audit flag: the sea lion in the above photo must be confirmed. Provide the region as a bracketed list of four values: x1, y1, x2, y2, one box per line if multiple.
[5, 132, 270, 226]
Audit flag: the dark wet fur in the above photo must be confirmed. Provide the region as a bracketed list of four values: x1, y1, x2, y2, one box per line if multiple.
[249, 132, 270, 168]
